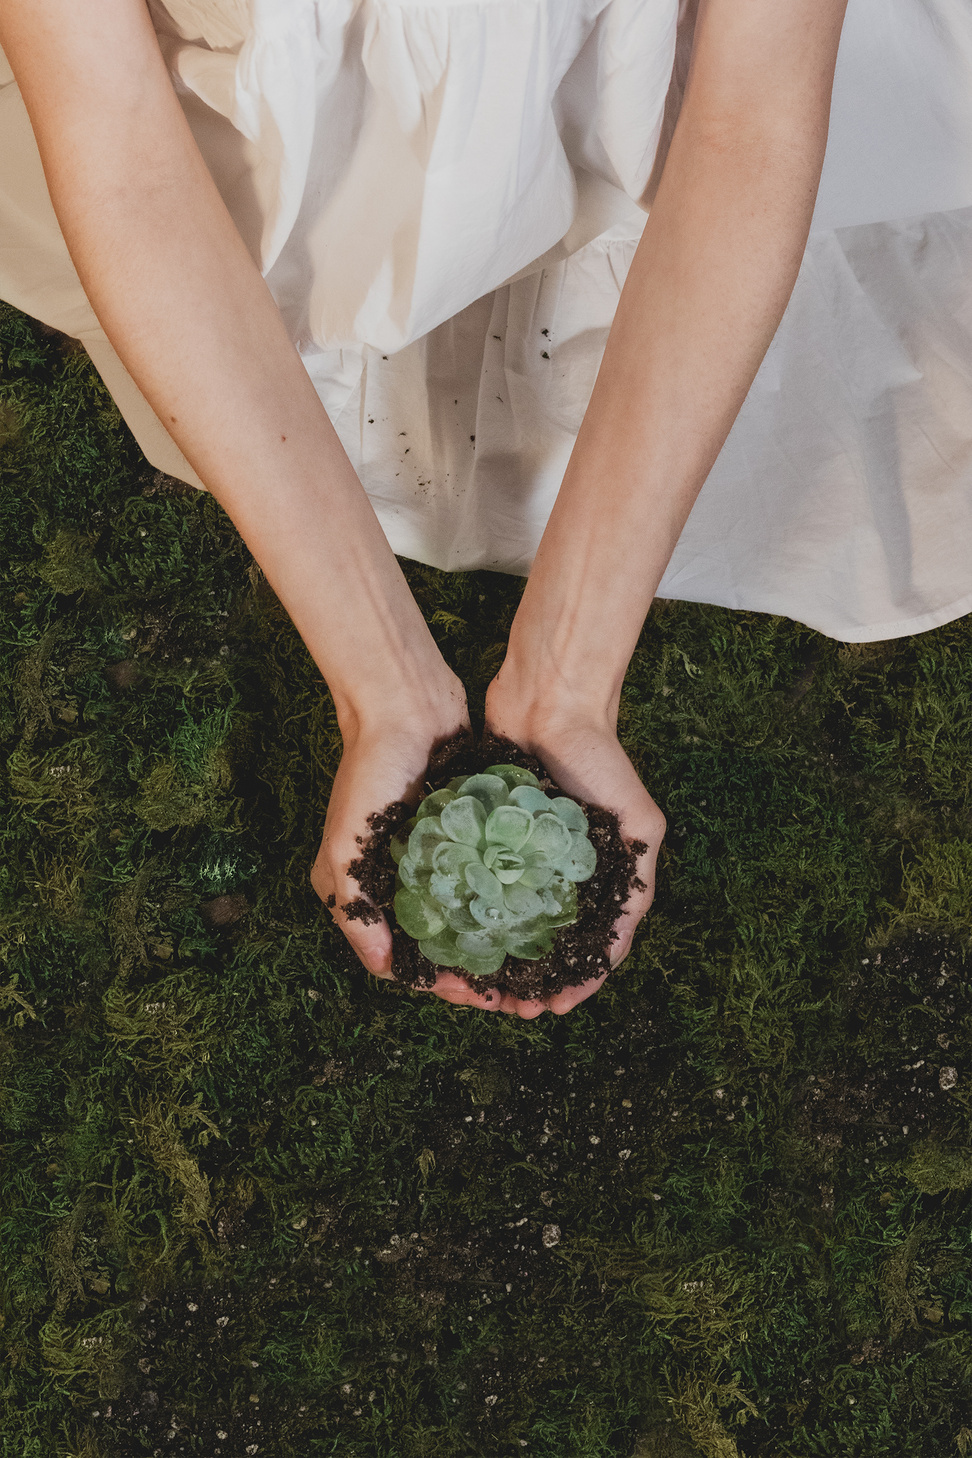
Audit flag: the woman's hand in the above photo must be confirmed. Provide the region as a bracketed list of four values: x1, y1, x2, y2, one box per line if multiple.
[309, 689, 505, 1013]
[483, 670, 666, 1019]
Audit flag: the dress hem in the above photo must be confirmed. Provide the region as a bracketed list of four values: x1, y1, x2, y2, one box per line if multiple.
[651, 589, 972, 645]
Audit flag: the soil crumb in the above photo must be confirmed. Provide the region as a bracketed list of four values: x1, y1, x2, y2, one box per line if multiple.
[341, 898, 383, 926]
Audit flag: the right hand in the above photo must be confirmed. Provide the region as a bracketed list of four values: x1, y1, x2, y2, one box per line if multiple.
[309, 696, 505, 1012]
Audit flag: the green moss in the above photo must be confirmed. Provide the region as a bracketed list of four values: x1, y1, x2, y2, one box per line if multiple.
[2, 301, 972, 1456]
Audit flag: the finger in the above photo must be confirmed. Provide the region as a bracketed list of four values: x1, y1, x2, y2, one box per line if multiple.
[430, 983, 503, 1011]
[412, 970, 503, 1011]
[311, 843, 396, 976]
[607, 831, 663, 966]
[547, 972, 609, 1016]
[338, 906, 394, 976]
[510, 998, 547, 1020]
[494, 991, 547, 1017]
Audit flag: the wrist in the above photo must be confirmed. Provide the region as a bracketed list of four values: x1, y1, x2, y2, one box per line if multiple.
[486, 649, 620, 756]
[333, 658, 469, 748]
[495, 615, 628, 733]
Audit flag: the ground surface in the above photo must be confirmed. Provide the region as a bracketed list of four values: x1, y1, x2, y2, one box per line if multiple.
[1, 302, 971, 1458]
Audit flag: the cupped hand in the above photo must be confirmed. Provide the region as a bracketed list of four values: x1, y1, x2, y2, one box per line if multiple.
[309, 703, 504, 1012]
[483, 677, 666, 1018]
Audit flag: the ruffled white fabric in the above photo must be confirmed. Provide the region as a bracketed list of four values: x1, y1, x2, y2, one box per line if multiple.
[2, 0, 972, 640]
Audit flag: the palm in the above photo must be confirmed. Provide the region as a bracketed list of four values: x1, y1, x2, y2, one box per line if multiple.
[310, 722, 507, 1011]
[483, 682, 666, 1017]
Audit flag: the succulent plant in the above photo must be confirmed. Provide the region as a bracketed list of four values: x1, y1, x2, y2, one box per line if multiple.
[391, 765, 597, 977]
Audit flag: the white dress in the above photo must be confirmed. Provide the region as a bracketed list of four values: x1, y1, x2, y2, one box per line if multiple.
[2, 0, 972, 641]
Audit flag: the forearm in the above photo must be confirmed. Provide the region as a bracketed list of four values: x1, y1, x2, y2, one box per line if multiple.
[0, 0, 453, 735]
[508, 0, 847, 723]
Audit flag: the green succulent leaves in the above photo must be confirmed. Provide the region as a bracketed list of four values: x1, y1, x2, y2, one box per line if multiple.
[392, 766, 597, 977]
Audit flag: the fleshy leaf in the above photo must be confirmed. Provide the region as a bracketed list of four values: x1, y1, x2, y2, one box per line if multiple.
[469, 896, 512, 930]
[433, 840, 480, 876]
[518, 856, 555, 889]
[443, 902, 480, 932]
[485, 804, 533, 851]
[418, 927, 465, 967]
[440, 795, 487, 847]
[416, 788, 457, 821]
[390, 817, 417, 863]
[508, 785, 552, 817]
[457, 774, 509, 815]
[565, 830, 597, 881]
[461, 946, 508, 977]
[527, 813, 572, 862]
[456, 927, 505, 958]
[429, 871, 468, 909]
[504, 927, 557, 960]
[483, 845, 526, 883]
[394, 888, 447, 940]
[503, 883, 543, 919]
[550, 796, 588, 833]
[544, 882, 578, 926]
[464, 860, 505, 904]
[408, 818, 452, 867]
[398, 854, 432, 891]
[394, 765, 594, 972]
[484, 764, 541, 791]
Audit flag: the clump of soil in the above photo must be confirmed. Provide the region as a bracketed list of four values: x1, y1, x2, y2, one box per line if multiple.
[343, 730, 646, 998]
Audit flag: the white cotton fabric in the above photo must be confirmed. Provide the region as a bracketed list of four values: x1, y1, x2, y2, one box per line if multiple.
[2, 0, 972, 641]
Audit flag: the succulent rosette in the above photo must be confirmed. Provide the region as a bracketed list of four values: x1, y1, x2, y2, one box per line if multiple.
[391, 765, 597, 977]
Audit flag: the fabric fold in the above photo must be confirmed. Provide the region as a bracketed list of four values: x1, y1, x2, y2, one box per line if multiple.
[2, 0, 972, 642]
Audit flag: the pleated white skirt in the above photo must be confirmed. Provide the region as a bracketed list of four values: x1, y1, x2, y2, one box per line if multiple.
[3, 0, 972, 641]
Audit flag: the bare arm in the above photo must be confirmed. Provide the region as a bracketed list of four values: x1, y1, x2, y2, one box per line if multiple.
[487, 0, 850, 1004]
[0, 0, 497, 1006]
[0, 0, 452, 734]
[499, 0, 849, 716]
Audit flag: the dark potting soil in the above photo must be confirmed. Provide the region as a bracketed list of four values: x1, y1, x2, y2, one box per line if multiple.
[343, 730, 646, 998]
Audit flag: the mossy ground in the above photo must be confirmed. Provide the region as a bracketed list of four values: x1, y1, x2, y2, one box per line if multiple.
[1, 301, 971, 1458]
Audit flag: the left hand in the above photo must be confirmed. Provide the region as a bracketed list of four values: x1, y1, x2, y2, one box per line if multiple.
[483, 674, 666, 1018]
